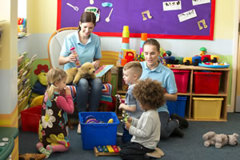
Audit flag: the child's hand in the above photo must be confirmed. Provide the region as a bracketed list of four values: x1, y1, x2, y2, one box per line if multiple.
[127, 117, 132, 123]
[65, 87, 71, 96]
[125, 121, 131, 130]
[119, 103, 125, 110]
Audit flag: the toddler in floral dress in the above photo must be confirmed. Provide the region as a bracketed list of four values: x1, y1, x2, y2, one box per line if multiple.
[36, 68, 74, 158]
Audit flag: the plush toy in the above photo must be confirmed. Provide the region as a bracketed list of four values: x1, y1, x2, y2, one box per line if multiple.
[202, 131, 239, 148]
[66, 62, 96, 84]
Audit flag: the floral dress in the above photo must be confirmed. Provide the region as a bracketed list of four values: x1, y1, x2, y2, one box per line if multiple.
[38, 92, 72, 148]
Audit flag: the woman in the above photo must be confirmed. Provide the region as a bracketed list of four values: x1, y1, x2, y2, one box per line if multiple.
[140, 39, 188, 139]
[59, 12, 102, 133]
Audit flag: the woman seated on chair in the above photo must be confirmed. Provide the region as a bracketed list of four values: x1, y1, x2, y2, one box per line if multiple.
[58, 12, 102, 133]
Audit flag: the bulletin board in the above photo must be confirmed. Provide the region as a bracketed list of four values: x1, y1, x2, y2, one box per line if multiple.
[57, 0, 215, 40]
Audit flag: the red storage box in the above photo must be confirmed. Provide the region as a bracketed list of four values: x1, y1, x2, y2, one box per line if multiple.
[172, 70, 190, 93]
[194, 72, 222, 94]
[21, 105, 42, 133]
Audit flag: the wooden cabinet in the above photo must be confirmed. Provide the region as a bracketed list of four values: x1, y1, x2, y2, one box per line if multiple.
[116, 65, 230, 121]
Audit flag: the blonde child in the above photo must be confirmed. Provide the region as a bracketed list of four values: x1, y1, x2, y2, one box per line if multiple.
[120, 78, 165, 160]
[36, 68, 74, 158]
[119, 61, 143, 143]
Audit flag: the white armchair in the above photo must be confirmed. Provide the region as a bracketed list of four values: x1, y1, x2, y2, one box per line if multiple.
[48, 27, 78, 69]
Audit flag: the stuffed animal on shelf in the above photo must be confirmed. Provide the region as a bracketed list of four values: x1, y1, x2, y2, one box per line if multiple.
[66, 62, 96, 84]
[202, 131, 239, 148]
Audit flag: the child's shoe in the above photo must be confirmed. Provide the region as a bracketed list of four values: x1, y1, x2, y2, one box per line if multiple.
[117, 132, 123, 136]
[171, 128, 184, 138]
[171, 114, 189, 129]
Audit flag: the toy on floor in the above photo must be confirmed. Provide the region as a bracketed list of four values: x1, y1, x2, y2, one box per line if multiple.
[94, 145, 121, 156]
[202, 131, 239, 148]
[19, 153, 46, 160]
[66, 62, 96, 84]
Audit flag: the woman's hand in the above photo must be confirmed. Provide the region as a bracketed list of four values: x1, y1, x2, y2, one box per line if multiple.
[92, 60, 100, 69]
[59, 55, 76, 65]
[68, 54, 77, 63]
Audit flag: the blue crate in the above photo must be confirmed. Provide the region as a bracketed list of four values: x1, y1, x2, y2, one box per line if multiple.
[167, 96, 187, 117]
[78, 112, 120, 150]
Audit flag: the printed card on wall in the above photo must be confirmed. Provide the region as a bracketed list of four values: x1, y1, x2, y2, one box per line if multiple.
[57, 0, 215, 40]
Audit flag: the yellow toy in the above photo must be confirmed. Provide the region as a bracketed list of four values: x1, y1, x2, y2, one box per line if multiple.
[210, 55, 219, 63]
[30, 95, 44, 108]
[66, 62, 96, 84]
[183, 57, 192, 65]
[107, 118, 113, 123]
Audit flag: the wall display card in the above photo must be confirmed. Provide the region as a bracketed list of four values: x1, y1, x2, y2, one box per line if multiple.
[57, 0, 215, 40]
[178, 9, 197, 22]
[163, 1, 182, 11]
[192, 0, 211, 6]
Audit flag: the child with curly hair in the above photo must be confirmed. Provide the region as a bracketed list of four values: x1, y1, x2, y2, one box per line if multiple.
[119, 61, 143, 143]
[120, 78, 165, 160]
[36, 68, 74, 158]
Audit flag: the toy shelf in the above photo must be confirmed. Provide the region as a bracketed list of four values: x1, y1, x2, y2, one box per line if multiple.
[169, 65, 230, 122]
[115, 65, 230, 122]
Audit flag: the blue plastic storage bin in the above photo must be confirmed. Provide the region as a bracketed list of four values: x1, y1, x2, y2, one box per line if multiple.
[78, 112, 120, 150]
[167, 96, 187, 117]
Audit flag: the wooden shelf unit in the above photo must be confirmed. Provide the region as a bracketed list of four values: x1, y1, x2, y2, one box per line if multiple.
[169, 65, 230, 121]
[116, 65, 230, 121]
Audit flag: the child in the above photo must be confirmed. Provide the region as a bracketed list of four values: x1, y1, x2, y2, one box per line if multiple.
[119, 61, 143, 143]
[120, 78, 165, 160]
[36, 68, 74, 158]
[140, 39, 188, 138]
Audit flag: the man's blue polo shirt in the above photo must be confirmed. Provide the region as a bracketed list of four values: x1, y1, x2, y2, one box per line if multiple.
[140, 61, 177, 113]
[60, 31, 101, 70]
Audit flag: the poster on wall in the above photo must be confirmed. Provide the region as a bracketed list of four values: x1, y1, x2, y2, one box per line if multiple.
[57, 0, 215, 40]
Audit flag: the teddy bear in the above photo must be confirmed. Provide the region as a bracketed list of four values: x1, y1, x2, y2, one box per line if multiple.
[202, 131, 239, 148]
[66, 62, 96, 84]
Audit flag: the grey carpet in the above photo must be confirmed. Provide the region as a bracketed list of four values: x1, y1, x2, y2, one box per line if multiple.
[19, 113, 240, 160]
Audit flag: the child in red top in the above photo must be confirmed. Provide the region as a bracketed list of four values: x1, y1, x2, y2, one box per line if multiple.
[36, 68, 74, 158]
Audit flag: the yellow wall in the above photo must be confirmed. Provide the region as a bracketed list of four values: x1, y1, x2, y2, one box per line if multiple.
[27, 0, 236, 39]
[27, 0, 57, 33]
[214, 0, 235, 39]
[0, 0, 18, 69]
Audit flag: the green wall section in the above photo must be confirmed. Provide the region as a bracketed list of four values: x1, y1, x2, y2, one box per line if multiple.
[218, 55, 232, 105]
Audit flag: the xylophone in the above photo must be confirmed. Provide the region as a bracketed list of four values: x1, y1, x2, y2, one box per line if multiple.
[94, 145, 121, 156]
